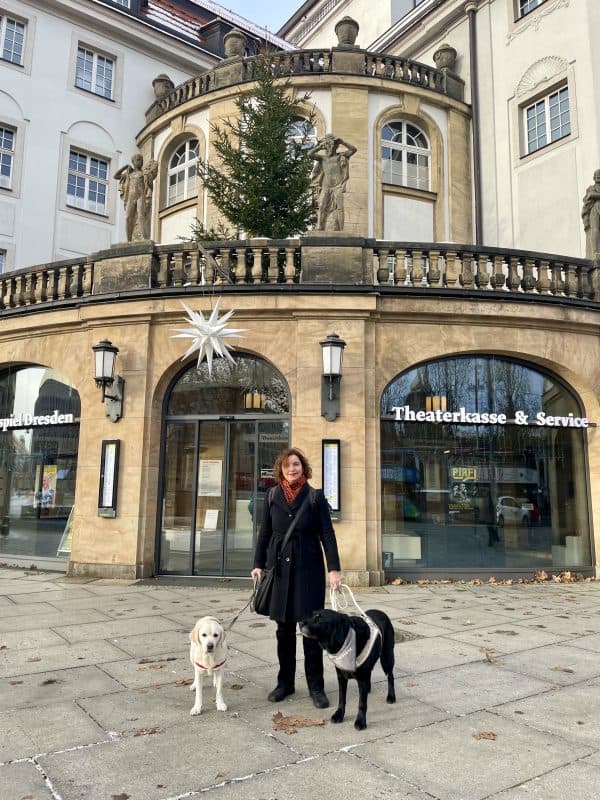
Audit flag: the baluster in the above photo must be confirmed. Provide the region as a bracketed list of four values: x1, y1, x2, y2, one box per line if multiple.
[376, 248, 390, 284]
[157, 252, 169, 286]
[508, 256, 521, 293]
[411, 249, 424, 285]
[428, 250, 441, 287]
[460, 251, 474, 288]
[188, 250, 200, 285]
[521, 258, 536, 292]
[394, 248, 407, 285]
[171, 252, 184, 286]
[491, 255, 505, 289]
[549, 261, 564, 295]
[268, 247, 279, 283]
[589, 260, 600, 301]
[215, 248, 229, 284]
[445, 250, 458, 288]
[577, 264, 592, 299]
[47, 268, 58, 300]
[34, 269, 45, 302]
[57, 266, 69, 298]
[82, 262, 93, 296]
[0, 277, 8, 308]
[536, 259, 550, 295]
[25, 272, 35, 304]
[475, 254, 490, 289]
[234, 247, 247, 284]
[284, 245, 296, 284]
[251, 246, 263, 284]
[563, 261, 577, 297]
[0, 277, 5, 309]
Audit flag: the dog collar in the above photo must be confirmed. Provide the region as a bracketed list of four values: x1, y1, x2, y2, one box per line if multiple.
[194, 658, 226, 671]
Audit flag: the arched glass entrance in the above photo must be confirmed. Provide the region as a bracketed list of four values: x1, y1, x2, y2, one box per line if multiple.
[0, 365, 80, 563]
[158, 354, 290, 576]
[380, 356, 592, 575]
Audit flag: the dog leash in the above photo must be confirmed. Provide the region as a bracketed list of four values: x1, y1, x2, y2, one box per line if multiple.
[330, 584, 382, 668]
[224, 591, 256, 631]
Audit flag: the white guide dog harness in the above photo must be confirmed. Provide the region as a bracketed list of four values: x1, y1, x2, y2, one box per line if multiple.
[327, 585, 381, 672]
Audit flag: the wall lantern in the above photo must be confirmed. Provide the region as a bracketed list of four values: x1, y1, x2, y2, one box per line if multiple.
[425, 395, 447, 413]
[92, 339, 125, 422]
[243, 388, 265, 411]
[320, 332, 346, 421]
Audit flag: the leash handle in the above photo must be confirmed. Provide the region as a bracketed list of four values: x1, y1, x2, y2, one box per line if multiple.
[330, 583, 370, 620]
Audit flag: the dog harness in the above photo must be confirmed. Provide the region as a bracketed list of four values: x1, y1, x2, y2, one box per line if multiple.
[327, 616, 381, 672]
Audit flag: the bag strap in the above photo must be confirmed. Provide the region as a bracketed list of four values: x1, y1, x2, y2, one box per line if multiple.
[279, 493, 310, 553]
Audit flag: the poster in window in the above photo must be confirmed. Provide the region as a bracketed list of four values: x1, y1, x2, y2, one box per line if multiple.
[198, 459, 222, 497]
[41, 465, 57, 509]
[322, 439, 341, 517]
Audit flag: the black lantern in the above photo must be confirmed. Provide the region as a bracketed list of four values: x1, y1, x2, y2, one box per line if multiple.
[320, 332, 346, 421]
[92, 339, 125, 422]
[243, 388, 265, 411]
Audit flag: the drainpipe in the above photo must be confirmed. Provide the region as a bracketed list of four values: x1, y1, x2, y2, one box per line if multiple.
[465, 1, 483, 246]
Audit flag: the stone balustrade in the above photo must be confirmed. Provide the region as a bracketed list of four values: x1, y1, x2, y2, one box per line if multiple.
[0, 241, 597, 313]
[145, 47, 459, 123]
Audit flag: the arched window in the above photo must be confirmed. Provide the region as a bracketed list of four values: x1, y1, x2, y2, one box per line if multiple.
[167, 138, 199, 205]
[287, 116, 317, 151]
[381, 121, 430, 190]
[380, 355, 591, 574]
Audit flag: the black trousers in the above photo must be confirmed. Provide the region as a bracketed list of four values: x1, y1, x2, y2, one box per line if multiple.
[276, 621, 324, 692]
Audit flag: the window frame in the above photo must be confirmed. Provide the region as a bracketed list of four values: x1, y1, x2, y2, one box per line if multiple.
[166, 138, 199, 207]
[0, 123, 15, 190]
[515, 0, 546, 20]
[0, 11, 25, 66]
[0, 115, 24, 197]
[523, 84, 570, 155]
[68, 33, 123, 107]
[381, 119, 431, 192]
[75, 44, 114, 100]
[0, 3, 34, 74]
[0, 247, 6, 273]
[65, 147, 110, 216]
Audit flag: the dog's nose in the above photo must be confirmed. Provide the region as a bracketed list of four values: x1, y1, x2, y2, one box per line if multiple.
[207, 642, 214, 651]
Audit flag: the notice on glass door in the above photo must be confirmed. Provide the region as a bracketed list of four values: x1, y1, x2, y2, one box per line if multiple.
[198, 459, 222, 496]
[204, 509, 219, 530]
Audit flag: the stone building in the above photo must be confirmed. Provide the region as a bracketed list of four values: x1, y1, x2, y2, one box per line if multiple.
[0, 9, 597, 584]
[0, 0, 289, 270]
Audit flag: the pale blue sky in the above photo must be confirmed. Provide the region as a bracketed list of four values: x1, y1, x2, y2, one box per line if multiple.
[217, 1, 303, 34]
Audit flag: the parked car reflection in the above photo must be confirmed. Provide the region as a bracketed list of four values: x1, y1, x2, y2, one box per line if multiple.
[496, 496, 539, 528]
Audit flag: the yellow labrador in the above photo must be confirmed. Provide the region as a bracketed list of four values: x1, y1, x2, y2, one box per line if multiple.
[188, 616, 228, 715]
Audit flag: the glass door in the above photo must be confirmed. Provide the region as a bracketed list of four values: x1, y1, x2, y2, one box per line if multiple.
[193, 422, 226, 575]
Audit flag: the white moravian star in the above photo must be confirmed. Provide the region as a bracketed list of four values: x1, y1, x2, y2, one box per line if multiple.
[171, 299, 245, 376]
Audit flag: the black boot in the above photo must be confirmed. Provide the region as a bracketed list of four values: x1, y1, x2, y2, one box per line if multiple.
[269, 622, 296, 701]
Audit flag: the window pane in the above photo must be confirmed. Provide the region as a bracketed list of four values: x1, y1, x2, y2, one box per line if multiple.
[382, 121, 429, 188]
[2, 18, 25, 65]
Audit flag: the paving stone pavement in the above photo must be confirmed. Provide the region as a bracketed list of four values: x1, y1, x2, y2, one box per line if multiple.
[2, 568, 600, 799]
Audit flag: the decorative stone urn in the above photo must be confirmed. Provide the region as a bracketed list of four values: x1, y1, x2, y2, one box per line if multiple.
[433, 43, 457, 71]
[152, 74, 174, 99]
[224, 29, 246, 59]
[334, 16, 360, 48]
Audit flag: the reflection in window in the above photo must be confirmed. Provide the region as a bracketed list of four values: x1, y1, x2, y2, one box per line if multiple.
[168, 354, 290, 416]
[67, 149, 109, 214]
[0, 14, 25, 65]
[525, 86, 570, 154]
[75, 46, 114, 99]
[381, 121, 430, 190]
[380, 356, 591, 574]
[287, 117, 317, 151]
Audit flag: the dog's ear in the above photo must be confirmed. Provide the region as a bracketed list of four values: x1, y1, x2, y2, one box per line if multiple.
[218, 626, 226, 647]
[189, 622, 199, 645]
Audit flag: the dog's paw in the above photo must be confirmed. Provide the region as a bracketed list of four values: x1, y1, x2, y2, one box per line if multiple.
[216, 698, 227, 712]
[331, 709, 344, 724]
[354, 716, 367, 731]
[190, 705, 202, 716]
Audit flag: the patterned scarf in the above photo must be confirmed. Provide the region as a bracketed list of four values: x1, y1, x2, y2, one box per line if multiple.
[281, 474, 307, 505]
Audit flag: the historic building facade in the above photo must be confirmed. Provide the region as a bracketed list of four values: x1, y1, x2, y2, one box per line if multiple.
[0, 11, 597, 584]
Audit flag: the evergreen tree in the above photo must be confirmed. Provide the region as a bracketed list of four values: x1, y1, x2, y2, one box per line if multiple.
[200, 56, 316, 239]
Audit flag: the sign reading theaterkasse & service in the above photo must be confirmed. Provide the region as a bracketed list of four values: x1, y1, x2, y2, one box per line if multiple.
[391, 405, 591, 428]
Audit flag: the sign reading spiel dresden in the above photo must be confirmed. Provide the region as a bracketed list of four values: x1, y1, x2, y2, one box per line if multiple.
[0, 411, 75, 432]
[391, 406, 590, 428]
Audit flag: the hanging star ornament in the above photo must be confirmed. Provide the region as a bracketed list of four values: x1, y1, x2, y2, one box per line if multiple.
[171, 299, 246, 376]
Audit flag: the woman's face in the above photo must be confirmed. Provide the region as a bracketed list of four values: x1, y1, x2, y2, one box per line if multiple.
[282, 454, 303, 482]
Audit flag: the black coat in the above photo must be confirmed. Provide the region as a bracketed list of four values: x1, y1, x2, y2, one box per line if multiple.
[253, 483, 341, 623]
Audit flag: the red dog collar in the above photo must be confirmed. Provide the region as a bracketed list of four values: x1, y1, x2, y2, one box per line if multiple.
[194, 659, 226, 671]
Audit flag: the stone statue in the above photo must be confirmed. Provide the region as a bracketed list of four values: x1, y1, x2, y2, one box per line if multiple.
[114, 153, 158, 242]
[581, 169, 600, 259]
[309, 134, 357, 231]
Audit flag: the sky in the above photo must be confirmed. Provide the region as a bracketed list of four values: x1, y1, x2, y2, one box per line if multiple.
[215, 0, 303, 34]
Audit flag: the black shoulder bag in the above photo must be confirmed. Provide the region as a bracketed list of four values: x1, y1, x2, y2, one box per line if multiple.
[251, 493, 310, 616]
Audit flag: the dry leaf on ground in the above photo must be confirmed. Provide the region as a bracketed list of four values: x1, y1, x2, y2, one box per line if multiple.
[473, 731, 496, 740]
[550, 666, 575, 673]
[175, 678, 193, 686]
[272, 711, 325, 735]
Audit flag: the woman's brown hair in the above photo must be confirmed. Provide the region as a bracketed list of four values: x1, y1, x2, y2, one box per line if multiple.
[273, 447, 312, 481]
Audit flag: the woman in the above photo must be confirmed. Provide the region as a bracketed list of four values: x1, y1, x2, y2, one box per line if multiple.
[251, 447, 341, 708]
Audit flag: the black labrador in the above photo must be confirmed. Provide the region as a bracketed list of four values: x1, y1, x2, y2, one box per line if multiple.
[300, 608, 396, 730]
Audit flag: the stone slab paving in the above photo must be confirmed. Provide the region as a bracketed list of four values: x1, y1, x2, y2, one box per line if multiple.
[2, 567, 600, 800]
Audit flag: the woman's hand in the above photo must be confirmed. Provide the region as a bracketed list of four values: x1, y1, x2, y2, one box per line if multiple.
[251, 567, 263, 582]
[328, 570, 342, 591]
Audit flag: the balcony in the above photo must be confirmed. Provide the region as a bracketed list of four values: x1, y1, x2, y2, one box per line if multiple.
[0, 240, 596, 315]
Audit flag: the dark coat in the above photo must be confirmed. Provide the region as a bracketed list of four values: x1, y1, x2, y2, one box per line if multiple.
[253, 483, 341, 623]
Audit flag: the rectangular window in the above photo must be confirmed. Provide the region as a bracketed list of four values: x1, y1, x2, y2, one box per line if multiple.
[75, 46, 114, 99]
[525, 86, 570, 154]
[0, 14, 25, 65]
[0, 249, 5, 273]
[518, 0, 545, 18]
[112, 0, 130, 6]
[0, 125, 14, 189]
[66, 149, 109, 214]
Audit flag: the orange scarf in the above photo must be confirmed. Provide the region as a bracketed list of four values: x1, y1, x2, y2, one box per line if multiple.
[281, 475, 307, 505]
